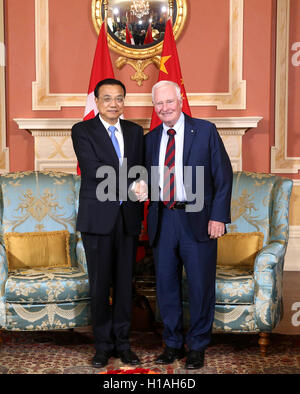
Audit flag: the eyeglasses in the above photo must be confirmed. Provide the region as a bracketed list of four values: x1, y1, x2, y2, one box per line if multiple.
[99, 96, 125, 104]
[154, 99, 176, 108]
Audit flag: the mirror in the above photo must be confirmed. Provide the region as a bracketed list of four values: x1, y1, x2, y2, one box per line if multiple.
[107, 0, 169, 47]
[92, 0, 187, 59]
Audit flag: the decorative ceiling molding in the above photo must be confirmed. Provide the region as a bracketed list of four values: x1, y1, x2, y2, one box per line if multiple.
[32, 0, 246, 110]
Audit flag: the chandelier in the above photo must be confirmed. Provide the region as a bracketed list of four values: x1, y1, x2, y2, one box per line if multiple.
[130, 0, 150, 19]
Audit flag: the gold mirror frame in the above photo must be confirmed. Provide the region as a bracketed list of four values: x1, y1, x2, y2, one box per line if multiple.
[92, 0, 187, 59]
[91, 0, 187, 86]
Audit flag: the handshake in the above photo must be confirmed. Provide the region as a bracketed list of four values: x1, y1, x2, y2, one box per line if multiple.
[133, 180, 148, 202]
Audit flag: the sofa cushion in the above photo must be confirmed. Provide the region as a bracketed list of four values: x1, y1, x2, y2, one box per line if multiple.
[217, 232, 264, 268]
[4, 230, 71, 271]
[5, 267, 90, 303]
[182, 266, 254, 305]
[215, 266, 254, 304]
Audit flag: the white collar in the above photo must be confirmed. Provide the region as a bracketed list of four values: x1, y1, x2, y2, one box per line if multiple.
[162, 112, 184, 134]
[99, 114, 121, 133]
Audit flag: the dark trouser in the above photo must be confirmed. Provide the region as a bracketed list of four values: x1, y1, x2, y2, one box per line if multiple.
[153, 206, 217, 351]
[81, 208, 137, 352]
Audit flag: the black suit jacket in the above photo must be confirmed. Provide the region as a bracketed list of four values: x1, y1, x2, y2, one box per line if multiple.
[72, 115, 144, 236]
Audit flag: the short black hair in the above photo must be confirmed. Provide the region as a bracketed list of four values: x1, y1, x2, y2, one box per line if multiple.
[94, 78, 126, 98]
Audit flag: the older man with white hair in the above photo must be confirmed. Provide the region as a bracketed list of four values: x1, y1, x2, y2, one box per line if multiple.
[145, 80, 233, 369]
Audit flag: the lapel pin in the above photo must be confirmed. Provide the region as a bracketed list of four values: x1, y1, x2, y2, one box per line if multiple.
[191, 130, 194, 133]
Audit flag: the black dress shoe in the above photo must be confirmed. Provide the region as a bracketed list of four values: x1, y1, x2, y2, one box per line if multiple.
[92, 350, 113, 368]
[155, 346, 186, 365]
[185, 350, 205, 369]
[117, 349, 141, 365]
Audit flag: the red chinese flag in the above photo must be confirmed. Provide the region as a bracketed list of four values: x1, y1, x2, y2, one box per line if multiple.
[77, 22, 115, 175]
[142, 19, 192, 242]
[144, 24, 154, 44]
[149, 18, 191, 130]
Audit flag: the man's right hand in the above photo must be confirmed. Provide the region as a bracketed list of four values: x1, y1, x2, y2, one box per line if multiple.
[134, 180, 148, 202]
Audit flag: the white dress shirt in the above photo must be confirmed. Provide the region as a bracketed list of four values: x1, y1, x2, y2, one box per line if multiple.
[99, 115, 124, 161]
[158, 112, 187, 202]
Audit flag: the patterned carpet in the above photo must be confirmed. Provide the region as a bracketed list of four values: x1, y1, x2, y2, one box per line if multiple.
[0, 327, 300, 375]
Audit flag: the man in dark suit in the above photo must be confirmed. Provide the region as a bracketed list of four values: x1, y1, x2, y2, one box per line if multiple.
[71, 78, 144, 368]
[145, 80, 233, 369]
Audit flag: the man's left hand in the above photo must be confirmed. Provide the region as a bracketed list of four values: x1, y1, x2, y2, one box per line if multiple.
[208, 220, 225, 239]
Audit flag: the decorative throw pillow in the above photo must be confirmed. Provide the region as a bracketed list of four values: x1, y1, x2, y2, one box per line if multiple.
[4, 230, 71, 271]
[217, 232, 264, 268]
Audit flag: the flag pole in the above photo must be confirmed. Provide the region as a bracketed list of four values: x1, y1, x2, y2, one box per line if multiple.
[103, 0, 108, 29]
[168, 0, 173, 23]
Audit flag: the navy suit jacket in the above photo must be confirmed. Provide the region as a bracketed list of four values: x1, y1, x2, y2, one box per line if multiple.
[72, 115, 144, 236]
[145, 113, 233, 246]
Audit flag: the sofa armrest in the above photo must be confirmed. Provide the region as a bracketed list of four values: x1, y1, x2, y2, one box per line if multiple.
[254, 241, 286, 331]
[0, 243, 8, 298]
[0, 243, 8, 328]
[76, 234, 88, 273]
[254, 241, 286, 272]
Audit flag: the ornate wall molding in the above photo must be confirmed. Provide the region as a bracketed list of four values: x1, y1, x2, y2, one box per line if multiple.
[271, 0, 300, 173]
[285, 225, 300, 271]
[285, 179, 300, 270]
[32, 0, 246, 110]
[0, 0, 9, 173]
[32, 0, 84, 110]
[14, 116, 262, 173]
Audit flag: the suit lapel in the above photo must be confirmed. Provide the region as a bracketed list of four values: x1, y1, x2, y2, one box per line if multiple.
[120, 119, 130, 165]
[152, 124, 163, 166]
[91, 115, 120, 168]
[152, 115, 196, 167]
[151, 116, 195, 168]
[183, 114, 196, 167]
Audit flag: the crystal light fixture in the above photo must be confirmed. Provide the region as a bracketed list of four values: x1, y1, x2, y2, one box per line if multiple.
[130, 0, 150, 19]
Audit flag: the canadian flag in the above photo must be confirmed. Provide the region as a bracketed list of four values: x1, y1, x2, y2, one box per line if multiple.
[79, 22, 145, 263]
[83, 22, 115, 122]
[77, 22, 114, 175]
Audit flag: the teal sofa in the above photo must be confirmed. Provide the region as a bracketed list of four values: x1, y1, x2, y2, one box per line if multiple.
[0, 171, 91, 337]
[182, 171, 293, 355]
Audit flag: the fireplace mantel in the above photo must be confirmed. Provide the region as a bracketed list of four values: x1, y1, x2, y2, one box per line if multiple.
[14, 117, 262, 173]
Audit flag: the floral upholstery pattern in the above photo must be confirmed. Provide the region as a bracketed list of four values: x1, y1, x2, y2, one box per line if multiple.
[215, 267, 254, 305]
[182, 302, 257, 333]
[5, 301, 90, 331]
[5, 268, 89, 303]
[182, 266, 255, 305]
[0, 171, 91, 331]
[181, 171, 293, 333]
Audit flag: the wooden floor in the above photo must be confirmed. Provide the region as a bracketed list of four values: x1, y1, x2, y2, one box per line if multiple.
[273, 271, 300, 334]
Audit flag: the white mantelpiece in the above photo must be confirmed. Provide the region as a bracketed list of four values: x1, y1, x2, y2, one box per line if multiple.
[14, 117, 263, 173]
